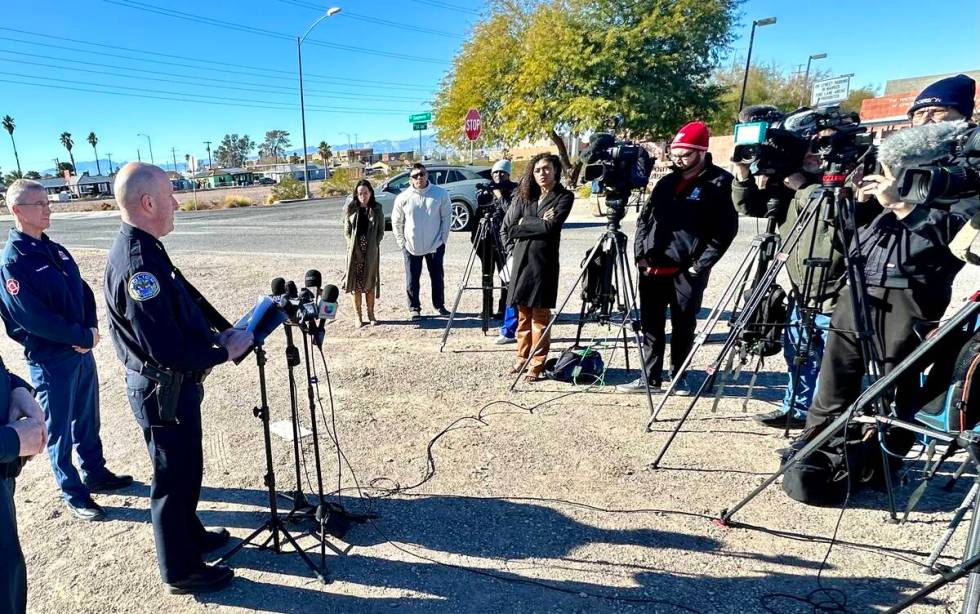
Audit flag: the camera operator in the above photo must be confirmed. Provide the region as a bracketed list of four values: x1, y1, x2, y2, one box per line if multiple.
[472, 160, 519, 344]
[619, 121, 737, 395]
[731, 108, 867, 429]
[786, 75, 979, 459]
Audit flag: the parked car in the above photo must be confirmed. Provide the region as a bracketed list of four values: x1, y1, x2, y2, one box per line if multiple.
[376, 165, 492, 232]
[257, 177, 276, 185]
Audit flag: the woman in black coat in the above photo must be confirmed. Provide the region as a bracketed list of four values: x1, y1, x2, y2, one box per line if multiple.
[500, 153, 574, 381]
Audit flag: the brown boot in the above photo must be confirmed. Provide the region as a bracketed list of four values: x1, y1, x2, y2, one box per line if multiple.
[365, 291, 378, 325]
[351, 292, 364, 327]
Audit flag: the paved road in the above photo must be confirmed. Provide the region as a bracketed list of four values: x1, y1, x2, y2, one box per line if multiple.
[0, 198, 348, 256]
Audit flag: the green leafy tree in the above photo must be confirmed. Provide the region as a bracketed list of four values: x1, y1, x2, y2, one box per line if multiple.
[840, 86, 877, 115]
[2, 116, 21, 176]
[23, 170, 40, 179]
[214, 133, 255, 168]
[87, 131, 102, 175]
[57, 162, 75, 174]
[259, 129, 291, 163]
[433, 0, 738, 180]
[59, 132, 76, 174]
[317, 141, 332, 164]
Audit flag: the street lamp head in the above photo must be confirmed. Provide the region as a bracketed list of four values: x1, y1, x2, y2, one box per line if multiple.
[326, 7, 341, 16]
[810, 53, 827, 60]
[754, 17, 777, 26]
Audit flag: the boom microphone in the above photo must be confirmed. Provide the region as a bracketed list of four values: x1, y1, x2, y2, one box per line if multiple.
[879, 119, 971, 173]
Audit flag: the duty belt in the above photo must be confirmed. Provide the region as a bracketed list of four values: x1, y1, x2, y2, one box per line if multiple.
[138, 363, 208, 423]
[0, 459, 23, 480]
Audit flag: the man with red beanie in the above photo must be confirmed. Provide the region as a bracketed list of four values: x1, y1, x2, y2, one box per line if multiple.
[619, 121, 737, 395]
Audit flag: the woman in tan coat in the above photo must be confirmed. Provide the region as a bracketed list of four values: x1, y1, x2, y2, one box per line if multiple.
[343, 179, 384, 326]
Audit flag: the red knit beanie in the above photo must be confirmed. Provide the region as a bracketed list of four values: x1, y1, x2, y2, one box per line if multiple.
[671, 121, 709, 151]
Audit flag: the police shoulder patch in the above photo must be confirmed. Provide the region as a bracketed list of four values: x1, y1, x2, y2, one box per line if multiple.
[128, 272, 161, 301]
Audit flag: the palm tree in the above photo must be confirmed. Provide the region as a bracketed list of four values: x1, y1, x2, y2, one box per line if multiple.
[2, 115, 21, 176]
[60, 132, 76, 174]
[317, 141, 332, 165]
[87, 132, 101, 175]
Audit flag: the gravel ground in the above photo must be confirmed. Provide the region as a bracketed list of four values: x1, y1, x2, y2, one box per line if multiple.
[8, 206, 980, 613]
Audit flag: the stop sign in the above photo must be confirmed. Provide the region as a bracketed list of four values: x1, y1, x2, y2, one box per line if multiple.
[464, 108, 482, 141]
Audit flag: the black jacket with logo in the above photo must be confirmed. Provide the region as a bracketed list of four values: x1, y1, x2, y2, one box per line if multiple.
[634, 155, 738, 273]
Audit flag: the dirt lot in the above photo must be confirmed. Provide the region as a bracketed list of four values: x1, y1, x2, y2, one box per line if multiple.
[8, 214, 980, 613]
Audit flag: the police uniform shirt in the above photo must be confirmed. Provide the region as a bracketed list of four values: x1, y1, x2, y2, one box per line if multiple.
[103, 223, 228, 375]
[0, 230, 98, 362]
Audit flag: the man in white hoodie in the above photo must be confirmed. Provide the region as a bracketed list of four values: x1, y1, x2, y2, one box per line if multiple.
[392, 163, 452, 319]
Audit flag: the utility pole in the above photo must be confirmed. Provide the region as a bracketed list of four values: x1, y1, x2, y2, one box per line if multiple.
[106, 153, 113, 175]
[203, 141, 213, 170]
[137, 149, 142, 162]
[138, 133, 154, 164]
[171, 147, 178, 172]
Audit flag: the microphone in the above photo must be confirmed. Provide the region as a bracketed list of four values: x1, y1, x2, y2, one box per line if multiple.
[304, 269, 322, 297]
[879, 119, 971, 173]
[271, 277, 286, 296]
[285, 280, 298, 300]
[318, 285, 339, 321]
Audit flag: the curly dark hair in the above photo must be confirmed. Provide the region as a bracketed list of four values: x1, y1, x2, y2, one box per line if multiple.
[517, 153, 562, 203]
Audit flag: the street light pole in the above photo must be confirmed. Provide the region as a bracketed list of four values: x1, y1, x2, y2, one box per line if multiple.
[138, 133, 154, 164]
[737, 16, 777, 114]
[297, 7, 342, 200]
[799, 52, 828, 107]
[106, 153, 113, 175]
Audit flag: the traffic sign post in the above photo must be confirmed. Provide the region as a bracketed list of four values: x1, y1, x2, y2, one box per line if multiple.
[409, 112, 431, 160]
[464, 108, 481, 163]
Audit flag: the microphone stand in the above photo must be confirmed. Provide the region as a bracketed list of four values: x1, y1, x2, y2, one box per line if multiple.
[299, 295, 377, 542]
[279, 321, 315, 518]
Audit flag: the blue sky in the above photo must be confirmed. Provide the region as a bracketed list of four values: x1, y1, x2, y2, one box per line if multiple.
[0, 0, 976, 173]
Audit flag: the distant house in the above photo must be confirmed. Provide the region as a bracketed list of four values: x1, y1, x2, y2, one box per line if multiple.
[381, 151, 414, 162]
[197, 168, 254, 188]
[168, 172, 195, 191]
[37, 177, 69, 197]
[69, 173, 113, 197]
[249, 163, 326, 182]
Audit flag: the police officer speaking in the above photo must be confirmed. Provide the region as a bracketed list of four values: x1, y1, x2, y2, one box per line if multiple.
[0, 179, 132, 522]
[104, 163, 253, 595]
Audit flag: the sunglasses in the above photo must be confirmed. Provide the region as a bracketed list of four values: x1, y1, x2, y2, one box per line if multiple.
[410, 172, 426, 179]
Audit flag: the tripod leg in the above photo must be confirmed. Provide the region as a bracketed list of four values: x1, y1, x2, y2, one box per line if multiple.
[921, 482, 979, 574]
[963, 483, 980, 613]
[440, 225, 482, 352]
[276, 523, 329, 584]
[886, 550, 980, 613]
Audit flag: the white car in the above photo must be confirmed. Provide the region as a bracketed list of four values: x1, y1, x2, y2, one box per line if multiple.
[376, 165, 492, 232]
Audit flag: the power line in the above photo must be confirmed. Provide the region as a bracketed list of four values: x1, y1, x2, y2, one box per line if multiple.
[273, 0, 463, 39]
[0, 49, 426, 103]
[0, 27, 435, 91]
[103, 0, 447, 65]
[406, 0, 481, 15]
[0, 72, 414, 115]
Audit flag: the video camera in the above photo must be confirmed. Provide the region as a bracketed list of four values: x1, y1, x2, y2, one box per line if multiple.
[733, 106, 875, 177]
[897, 125, 980, 206]
[580, 131, 654, 225]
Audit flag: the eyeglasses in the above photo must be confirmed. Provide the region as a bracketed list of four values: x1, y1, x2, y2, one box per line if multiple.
[491, 171, 507, 176]
[910, 106, 953, 122]
[410, 172, 426, 179]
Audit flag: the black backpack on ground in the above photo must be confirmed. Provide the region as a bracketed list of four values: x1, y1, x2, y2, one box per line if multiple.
[740, 284, 787, 358]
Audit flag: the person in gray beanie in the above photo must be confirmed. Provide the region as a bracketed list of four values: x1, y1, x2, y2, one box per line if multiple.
[473, 159, 519, 344]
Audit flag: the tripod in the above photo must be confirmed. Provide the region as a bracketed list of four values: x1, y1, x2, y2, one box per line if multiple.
[505, 198, 656, 417]
[440, 210, 509, 351]
[213, 343, 327, 583]
[646, 177, 899, 520]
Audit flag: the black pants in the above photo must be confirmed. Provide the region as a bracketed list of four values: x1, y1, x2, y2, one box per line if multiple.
[806, 286, 949, 430]
[402, 245, 446, 311]
[475, 236, 507, 318]
[0, 478, 26, 614]
[127, 373, 211, 583]
[638, 270, 709, 383]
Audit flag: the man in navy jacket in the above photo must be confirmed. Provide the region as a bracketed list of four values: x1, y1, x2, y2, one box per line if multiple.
[0, 179, 131, 522]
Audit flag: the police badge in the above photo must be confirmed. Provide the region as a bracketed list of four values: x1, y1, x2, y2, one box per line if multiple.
[128, 272, 161, 301]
